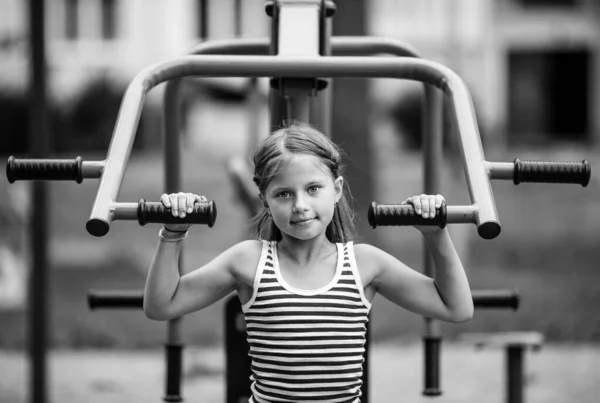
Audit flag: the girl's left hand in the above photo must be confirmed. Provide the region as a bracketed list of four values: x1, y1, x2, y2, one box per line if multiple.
[402, 194, 445, 232]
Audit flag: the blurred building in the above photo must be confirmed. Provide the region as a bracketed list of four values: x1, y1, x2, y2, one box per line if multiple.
[0, 0, 270, 100]
[372, 0, 600, 147]
[1, 0, 599, 146]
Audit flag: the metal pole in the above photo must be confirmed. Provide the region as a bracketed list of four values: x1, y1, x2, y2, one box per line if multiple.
[86, 56, 498, 239]
[232, 0, 261, 151]
[198, 0, 208, 40]
[311, 2, 333, 135]
[421, 85, 444, 395]
[507, 346, 524, 403]
[163, 80, 185, 402]
[234, 0, 242, 38]
[267, 3, 286, 130]
[28, 0, 49, 402]
[163, 36, 427, 143]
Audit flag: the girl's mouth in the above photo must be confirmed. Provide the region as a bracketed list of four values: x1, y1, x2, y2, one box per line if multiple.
[291, 218, 315, 226]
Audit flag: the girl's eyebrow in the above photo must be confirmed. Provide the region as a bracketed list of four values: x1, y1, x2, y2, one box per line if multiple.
[269, 185, 289, 194]
[270, 180, 324, 194]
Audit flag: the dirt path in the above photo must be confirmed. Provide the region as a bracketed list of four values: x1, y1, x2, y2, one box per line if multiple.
[1, 343, 598, 403]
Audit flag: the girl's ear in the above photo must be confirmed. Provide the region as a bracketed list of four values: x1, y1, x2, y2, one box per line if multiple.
[334, 176, 344, 203]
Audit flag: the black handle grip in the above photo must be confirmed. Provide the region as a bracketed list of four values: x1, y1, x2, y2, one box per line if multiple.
[368, 201, 447, 229]
[137, 199, 217, 228]
[6, 156, 84, 183]
[423, 336, 442, 396]
[472, 289, 520, 311]
[513, 158, 591, 187]
[87, 290, 143, 310]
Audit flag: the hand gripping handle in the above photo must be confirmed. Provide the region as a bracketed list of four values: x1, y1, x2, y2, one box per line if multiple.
[6, 156, 84, 183]
[513, 158, 591, 187]
[368, 201, 447, 229]
[137, 199, 217, 228]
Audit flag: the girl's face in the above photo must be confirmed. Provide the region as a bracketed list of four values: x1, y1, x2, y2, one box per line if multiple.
[261, 154, 343, 242]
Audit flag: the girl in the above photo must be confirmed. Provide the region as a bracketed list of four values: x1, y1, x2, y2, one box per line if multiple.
[144, 123, 473, 403]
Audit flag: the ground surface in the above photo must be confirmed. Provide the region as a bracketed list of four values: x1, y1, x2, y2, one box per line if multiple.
[1, 343, 599, 403]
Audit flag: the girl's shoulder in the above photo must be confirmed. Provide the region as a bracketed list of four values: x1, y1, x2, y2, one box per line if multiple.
[352, 242, 385, 260]
[349, 243, 388, 292]
[351, 242, 391, 272]
[227, 239, 263, 264]
[226, 239, 264, 277]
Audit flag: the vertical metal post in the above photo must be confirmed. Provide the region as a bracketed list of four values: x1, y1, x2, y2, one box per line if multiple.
[267, 2, 286, 129]
[235, 0, 262, 151]
[161, 0, 214, 397]
[28, 1, 49, 402]
[422, 85, 444, 396]
[269, 0, 322, 126]
[311, 1, 334, 135]
[506, 346, 524, 403]
[246, 78, 262, 149]
[198, 0, 208, 40]
[162, 37, 188, 403]
[234, 0, 242, 38]
[283, 80, 312, 121]
[330, 2, 371, 400]
[163, 82, 185, 402]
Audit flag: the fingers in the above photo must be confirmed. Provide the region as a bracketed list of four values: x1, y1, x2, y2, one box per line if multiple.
[161, 193, 206, 218]
[427, 195, 436, 218]
[406, 194, 445, 219]
[160, 193, 171, 208]
[435, 194, 444, 209]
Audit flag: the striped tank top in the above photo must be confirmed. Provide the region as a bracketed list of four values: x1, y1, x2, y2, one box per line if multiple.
[241, 240, 372, 403]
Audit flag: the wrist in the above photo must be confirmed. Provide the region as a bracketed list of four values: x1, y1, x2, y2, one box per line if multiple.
[162, 226, 188, 234]
[159, 227, 188, 242]
[420, 227, 448, 240]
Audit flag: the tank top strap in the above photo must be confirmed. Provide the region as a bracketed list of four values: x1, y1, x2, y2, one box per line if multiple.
[342, 241, 372, 310]
[241, 240, 274, 312]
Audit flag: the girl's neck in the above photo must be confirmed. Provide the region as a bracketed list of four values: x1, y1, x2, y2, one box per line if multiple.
[277, 233, 336, 266]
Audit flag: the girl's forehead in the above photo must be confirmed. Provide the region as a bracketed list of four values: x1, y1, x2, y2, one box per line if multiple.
[269, 154, 332, 184]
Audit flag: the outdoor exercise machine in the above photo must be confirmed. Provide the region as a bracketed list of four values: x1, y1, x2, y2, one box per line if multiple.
[6, 1, 592, 403]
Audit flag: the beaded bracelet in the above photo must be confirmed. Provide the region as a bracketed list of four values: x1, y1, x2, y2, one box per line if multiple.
[159, 227, 188, 242]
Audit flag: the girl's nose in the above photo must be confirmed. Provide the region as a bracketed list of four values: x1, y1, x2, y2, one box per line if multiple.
[292, 195, 309, 213]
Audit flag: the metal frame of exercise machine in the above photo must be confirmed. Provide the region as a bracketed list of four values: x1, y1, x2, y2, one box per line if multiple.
[7, 1, 591, 402]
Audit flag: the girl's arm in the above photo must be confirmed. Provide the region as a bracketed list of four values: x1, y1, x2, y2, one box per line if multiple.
[361, 228, 473, 323]
[361, 193, 473, 322]
[143, 238, 255, 321]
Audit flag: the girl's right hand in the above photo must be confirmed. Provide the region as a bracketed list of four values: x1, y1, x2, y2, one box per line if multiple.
[160, 192, 207, 232]
[402, 194, 445, 234]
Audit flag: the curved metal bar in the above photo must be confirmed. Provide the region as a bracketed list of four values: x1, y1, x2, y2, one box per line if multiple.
[163, 39, 271, 198]
[164, 36, 423, 159]
[87, 56, 497, 238]
[164, 36, 421, 142]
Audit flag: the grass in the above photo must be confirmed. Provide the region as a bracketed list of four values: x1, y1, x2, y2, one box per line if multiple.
[1, 108, 599, 348]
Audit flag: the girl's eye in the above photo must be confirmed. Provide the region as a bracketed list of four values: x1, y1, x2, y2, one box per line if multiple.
[277, 191, 292, 199]
[308, 186, 320, 194]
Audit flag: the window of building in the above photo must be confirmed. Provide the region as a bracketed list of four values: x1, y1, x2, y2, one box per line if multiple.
[101, 0, 117, 39]
[508, 48, 590, 145]
[65, 0, 79, 40]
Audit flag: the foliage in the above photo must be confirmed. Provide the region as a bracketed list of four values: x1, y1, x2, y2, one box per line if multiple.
[0, 77, 163, 156]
